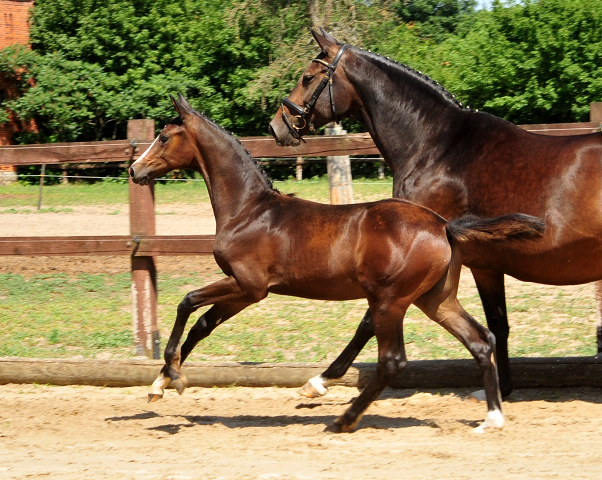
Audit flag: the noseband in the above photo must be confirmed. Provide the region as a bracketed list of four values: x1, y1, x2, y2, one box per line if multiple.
[281, 44, 350, 141]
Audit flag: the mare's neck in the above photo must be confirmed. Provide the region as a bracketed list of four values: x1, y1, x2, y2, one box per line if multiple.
[347, 52, 474, 176]
[190, 117, 274, 230]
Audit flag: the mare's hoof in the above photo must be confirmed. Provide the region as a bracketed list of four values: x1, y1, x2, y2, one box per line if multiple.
[172, 375, 188, 395]
[469, 390, 486, 403]
[148, 393, 163, 403]
[298, 376, 328, 398]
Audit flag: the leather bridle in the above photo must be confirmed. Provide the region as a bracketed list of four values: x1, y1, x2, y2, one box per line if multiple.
[281, 44, 350, 141]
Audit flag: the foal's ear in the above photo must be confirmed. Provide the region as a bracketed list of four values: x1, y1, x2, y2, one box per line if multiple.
[177, 93, 194, 112]
[170, 93, 192, 121]
[170, 93, 183, 117]
[310, 27, 340, 57]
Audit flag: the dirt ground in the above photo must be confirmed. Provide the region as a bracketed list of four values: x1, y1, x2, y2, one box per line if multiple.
[1, 384, 602, 479]
[1, 204, 217, 237]
[2, 208, 602, 479]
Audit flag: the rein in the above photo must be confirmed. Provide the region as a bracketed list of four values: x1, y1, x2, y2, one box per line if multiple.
[281, 44, 350, 141]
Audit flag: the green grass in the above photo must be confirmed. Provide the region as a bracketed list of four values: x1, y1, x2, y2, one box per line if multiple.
[0, 270, 597, 361]
[0, 179, 598, 361]
[0, 177, 393, 209]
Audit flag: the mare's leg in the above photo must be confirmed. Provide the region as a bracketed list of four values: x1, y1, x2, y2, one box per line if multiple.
[299, 309, 374, 398]
[149, 276, 255, 402]
[416, 294, 504, 432]
[471, 268, 512, 398]
[330, 303, 408, 433]
[594, 281, 602, 355]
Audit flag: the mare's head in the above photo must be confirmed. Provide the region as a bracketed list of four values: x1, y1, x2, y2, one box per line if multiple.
[268, 28, 356, 147]
[129, 94, 200, 185]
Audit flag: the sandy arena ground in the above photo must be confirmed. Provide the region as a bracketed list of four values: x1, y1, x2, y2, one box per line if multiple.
[1, 384, 602, 479]
[2, 208, 602, 479]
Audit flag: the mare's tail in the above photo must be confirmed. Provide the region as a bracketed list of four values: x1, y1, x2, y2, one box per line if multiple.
[446, 213, 546, 244]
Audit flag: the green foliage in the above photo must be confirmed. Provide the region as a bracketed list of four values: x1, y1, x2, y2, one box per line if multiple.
[431, 0, 602, 123]
[393, 0, 477, 42]
[1, 0, 601, 144]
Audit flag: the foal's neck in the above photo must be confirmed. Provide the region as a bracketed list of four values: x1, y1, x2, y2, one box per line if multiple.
[191, 117, 275, 230]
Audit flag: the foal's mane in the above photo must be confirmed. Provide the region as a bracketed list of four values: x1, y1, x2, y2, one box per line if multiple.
[174, 109, 279, 193]
[351, 46, 465, 110]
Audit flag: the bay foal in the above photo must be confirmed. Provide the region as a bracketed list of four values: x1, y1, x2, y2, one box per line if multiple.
[130, 94, 544, 432]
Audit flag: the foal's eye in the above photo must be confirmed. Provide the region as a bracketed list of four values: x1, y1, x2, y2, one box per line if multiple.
[159, 134, 168, 144]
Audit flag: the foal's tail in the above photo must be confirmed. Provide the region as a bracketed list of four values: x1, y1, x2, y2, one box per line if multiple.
[446, 213, 546, 244]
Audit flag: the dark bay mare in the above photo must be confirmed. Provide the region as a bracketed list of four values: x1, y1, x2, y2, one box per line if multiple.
[269, 28, 602, 399]
[129, 94, 544, 432]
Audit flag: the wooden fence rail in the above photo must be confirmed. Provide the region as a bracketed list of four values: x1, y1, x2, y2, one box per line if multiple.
[0, 235, 215, 256]
[1, 115, 600, 359]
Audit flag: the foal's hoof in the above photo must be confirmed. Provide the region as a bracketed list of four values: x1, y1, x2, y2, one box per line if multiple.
[298, 375, 329, 398]
[325, 414, 359, 433]
[172, 375, 188, 395]
[148, 373, 171, 403]
[473, 409, 505, 433]
[148, 393, 164, 403]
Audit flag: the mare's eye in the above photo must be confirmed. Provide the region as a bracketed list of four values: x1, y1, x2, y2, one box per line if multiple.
[159, 134, 168, 144]
[303, 74, 314, 84]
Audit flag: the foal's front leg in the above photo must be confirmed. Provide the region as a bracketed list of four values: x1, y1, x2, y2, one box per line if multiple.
[148, 276, 254, 402]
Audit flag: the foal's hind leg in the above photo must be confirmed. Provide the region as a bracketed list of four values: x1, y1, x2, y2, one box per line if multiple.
[330, 303, 408, 433]
[149, 276, 255, 402]
[300, 309, 374, 398]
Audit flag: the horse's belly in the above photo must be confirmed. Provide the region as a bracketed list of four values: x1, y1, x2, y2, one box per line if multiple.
[462, 237, 602, 285]
[269, 279, 365, 301]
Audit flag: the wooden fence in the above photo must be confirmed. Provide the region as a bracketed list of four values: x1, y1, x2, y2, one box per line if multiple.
[1, 116, 601, 358]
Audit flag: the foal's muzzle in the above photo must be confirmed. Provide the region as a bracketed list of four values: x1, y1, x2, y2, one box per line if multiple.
[129, 165, 151, 186]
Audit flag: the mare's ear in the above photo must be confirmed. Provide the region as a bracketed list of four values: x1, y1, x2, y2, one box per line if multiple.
[309, 27, 340, 57]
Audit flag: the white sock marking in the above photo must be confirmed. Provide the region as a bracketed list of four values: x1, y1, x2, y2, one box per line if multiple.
[474, 408, 504, 433]
[307, 375, 329, 396]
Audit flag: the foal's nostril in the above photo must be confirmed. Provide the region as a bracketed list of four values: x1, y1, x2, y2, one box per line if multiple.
[128, 167, 135, 178]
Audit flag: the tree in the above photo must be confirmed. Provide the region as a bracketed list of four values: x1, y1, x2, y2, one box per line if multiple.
[434, 0, 602, 123]
[393, 0, 476, 42]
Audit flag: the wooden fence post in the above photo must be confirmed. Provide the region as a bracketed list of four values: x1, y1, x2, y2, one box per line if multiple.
[296, 156, 304, 181]
[127, 119, 160, 359]
[590, 102, 602, 127]
[590, 102, 602, 353]
[325, 123, 354, 205]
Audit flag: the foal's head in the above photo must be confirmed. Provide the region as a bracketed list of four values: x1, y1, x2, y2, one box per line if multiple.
[268, 28, 356, 147]
[129, 94, 199, 186]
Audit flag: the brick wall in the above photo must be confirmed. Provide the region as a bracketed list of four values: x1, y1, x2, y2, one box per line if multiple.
[0, 0, 34, 177]
[0, 0, 33, 49]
